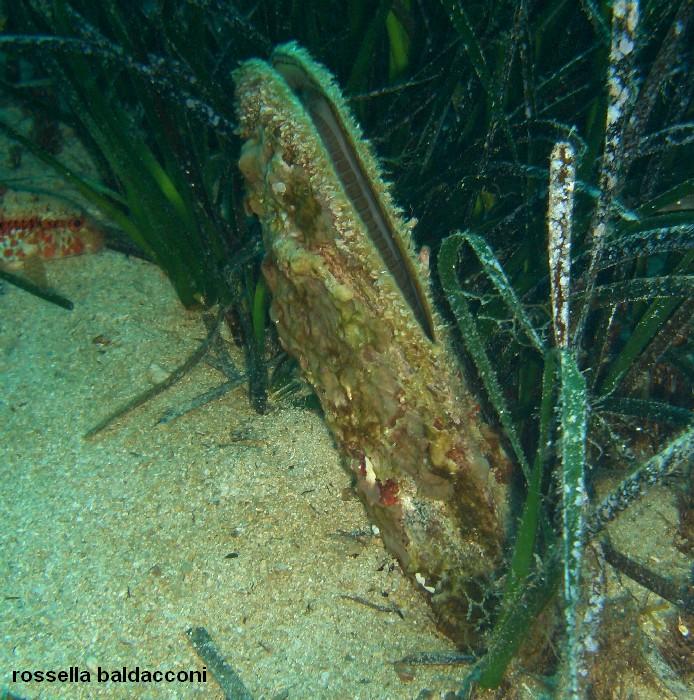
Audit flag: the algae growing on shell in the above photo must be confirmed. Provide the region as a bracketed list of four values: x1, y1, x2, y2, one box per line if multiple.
[234, 42, 513, 648]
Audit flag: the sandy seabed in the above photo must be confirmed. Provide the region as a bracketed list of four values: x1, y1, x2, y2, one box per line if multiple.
[0, 249, 463, 700]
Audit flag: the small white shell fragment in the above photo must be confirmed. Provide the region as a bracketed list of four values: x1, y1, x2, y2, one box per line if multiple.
[371, 524, 380, 536]
[363, 455, 377, 486]
[146, 362, 170, 385]
[415, 572, 436, 594]
[85, 655, 98, 674]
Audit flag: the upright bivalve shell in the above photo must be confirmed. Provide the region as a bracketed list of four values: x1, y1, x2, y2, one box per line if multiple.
[234, 42, 512, 648]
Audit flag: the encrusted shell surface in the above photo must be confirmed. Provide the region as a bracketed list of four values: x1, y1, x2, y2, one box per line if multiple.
[234, 44, 512, 649]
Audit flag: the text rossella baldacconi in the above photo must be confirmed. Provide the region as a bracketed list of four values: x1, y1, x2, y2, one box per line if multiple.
[11, 665, 207, 684]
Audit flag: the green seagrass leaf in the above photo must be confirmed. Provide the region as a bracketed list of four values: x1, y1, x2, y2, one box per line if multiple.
[591, 275, 693, 305]
[598, 397, 693, 427]
[558, 349, 588, 697]
[592, 224, 694, 270]
[455, 231, 546, 353]
[475, 351, 559, 689]
[0, 116, 139, 242]
[438, 232, 531, 479]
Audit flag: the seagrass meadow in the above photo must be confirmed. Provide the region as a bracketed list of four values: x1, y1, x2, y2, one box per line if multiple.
[1, 1, 693, 698]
